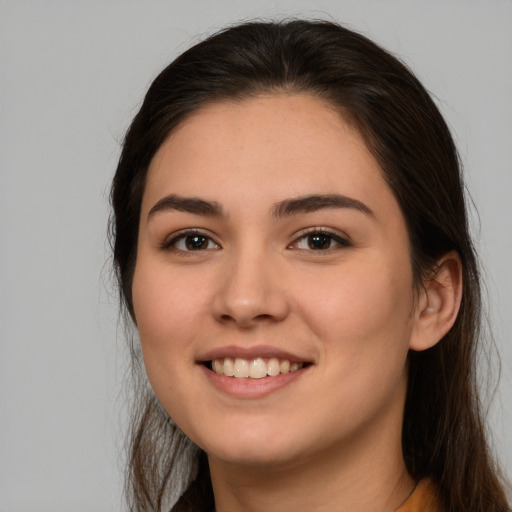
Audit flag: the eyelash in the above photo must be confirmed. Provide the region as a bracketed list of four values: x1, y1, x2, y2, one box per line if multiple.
[161, 229, 220, 253]
[161, 228, 351, 253]
[289, 228, 351, 251]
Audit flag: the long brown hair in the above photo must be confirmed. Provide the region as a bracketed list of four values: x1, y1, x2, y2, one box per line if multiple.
[110, 19, 509, 511]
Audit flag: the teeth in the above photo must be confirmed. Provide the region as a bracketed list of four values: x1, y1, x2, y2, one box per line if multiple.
[223, 357, 234, 377]
[213, 359, 223, 375]
[210, 357, 304, 378]
[249, 358, 267, 379]
[280, 360, 290, 374]
[267, 357, 280, 376]
[290, 362, 301, 372]
[234, 358, 249, 378]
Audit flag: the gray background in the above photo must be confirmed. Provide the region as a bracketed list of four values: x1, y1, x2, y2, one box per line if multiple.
[1, 1, 510, 510]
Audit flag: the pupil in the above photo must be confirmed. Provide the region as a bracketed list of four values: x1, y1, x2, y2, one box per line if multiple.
[308, 234, 330, 250]
[185, 235, 207, 250]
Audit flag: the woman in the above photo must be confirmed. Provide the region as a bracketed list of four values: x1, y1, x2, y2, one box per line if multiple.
[110, 20, 509, 512]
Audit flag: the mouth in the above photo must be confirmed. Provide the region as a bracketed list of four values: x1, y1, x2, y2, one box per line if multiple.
[202, 357, 311, 379]
[198, 348, 313, 398]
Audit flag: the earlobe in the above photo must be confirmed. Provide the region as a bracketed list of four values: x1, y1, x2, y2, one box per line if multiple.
[409, 251, 463, 352]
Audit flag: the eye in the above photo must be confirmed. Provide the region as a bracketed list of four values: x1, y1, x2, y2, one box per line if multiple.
[290, 229, 350, 251]
[164, 230, 220, 252]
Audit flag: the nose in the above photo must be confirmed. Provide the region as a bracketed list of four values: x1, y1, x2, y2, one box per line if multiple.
[211, 247, 290, 329]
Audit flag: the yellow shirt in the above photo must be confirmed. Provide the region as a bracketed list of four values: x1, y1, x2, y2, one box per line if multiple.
[396, 479, 442, 512]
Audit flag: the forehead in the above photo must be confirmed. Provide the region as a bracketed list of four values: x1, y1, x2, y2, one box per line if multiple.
[143, 94, 393, 215]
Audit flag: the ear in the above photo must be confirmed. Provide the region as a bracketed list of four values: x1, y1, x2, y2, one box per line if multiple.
[409, 251, 463, 352]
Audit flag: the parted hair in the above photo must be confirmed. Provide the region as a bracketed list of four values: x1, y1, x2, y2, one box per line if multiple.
[110, 19, 509, 512]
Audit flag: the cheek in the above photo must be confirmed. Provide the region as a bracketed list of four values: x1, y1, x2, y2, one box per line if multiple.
[296, 260, 415, 374]
[304, 261, 412, 327]
[133, 258, 206, 341]
[131, 262, 209, 395]
[299, 265, 413, 428]
[131, 262, 208, 423]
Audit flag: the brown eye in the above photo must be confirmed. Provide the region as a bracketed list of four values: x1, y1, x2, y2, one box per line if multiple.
[165, 231, 220, 252]
[184, 235, 209, 250]
[291, 230, 350, 251]
[307, 233, 332, 250]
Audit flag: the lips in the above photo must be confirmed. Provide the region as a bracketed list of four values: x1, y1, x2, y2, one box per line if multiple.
[200, 356, 310, 399]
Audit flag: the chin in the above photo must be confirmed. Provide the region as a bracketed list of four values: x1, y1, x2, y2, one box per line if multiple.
[195, 421, 307, 468]
[208, 442, 304, 469]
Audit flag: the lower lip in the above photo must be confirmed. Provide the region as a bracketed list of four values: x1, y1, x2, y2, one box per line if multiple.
[200, 364, 309, 399]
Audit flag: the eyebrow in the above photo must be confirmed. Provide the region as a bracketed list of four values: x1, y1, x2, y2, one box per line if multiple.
[147, 193, 374, 221]
[148, 194, 224, 220]
[271, 194, 374, 218]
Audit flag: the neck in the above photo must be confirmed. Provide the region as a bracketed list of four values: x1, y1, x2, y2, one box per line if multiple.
[208, 412, 415, 512]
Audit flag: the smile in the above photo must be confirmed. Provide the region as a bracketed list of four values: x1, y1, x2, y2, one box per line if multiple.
[210, 357, 305, 379]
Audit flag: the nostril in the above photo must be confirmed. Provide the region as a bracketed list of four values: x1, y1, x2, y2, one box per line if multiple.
[254, 313, 275, 321]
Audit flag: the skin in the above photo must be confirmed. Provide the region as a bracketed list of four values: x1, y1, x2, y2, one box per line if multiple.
[132, 94, 462, 512]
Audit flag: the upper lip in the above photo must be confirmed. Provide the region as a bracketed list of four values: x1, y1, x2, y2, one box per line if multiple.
[197, 345, 311, 363]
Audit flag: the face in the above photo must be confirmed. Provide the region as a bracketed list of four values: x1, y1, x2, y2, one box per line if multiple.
[132, 94, 419, 469]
